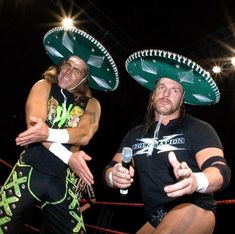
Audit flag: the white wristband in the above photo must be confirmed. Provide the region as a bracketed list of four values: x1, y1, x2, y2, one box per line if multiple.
[108, 171, 114, 186]
[49, 143, 72, 164]
[47, 128, 69, 143]
[194, 172, 209, 193]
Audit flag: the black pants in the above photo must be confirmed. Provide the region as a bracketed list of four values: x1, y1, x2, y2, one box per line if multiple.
[0, 159, 86, 234]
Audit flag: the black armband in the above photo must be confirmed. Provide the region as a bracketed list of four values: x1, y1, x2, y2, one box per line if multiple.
[211, 163, 231, 192]
[201, 156, 226, 171]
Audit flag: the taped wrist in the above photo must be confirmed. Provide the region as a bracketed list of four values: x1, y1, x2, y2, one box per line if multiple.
[47, 128, 69, 143]
[103, 160, 119, 187]
[49, 142, 72, 164]
[194, 172, 209, 193]
[108, 171, 114, 186]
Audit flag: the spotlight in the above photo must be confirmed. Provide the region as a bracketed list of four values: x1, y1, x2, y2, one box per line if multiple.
[62, 17, 74, 28]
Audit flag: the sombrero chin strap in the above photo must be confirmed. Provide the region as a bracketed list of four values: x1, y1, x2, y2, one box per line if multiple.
[67, 75, 87, 92]
[147, 114, 164, 156]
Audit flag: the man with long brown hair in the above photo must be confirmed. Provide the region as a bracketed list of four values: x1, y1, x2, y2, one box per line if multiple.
[104, 49, 231, 234]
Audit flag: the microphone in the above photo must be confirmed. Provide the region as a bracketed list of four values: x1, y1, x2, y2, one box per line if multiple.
[120, 147, 133, 195]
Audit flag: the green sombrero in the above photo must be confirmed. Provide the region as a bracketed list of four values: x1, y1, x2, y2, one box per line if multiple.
[43, 26, 119, 91]
[125, 49, 220, 105]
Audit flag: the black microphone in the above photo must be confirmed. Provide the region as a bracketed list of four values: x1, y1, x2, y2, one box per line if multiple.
[120, 147, 133, 195]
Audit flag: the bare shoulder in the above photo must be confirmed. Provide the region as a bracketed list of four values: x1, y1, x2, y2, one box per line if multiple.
[87, 97, 101, 110]
[31, 79, 51, 91]
[28, 79, 52, 99]
[85, 97, 101, 122]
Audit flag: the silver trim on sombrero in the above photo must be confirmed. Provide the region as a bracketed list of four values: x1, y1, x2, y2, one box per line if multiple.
[44, 26, 119, 91]
[125, 49, 220, 104]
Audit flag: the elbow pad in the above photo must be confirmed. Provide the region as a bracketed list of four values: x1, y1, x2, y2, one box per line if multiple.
[211, 163, 231, 191]
[201, 156, 231, 191]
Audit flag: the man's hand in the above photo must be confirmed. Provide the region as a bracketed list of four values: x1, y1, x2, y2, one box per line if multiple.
[16, 116, 48, 146]
[164, 151, 198, 197]
[68, 151, 94, 185]
[110, 163, 134, 189]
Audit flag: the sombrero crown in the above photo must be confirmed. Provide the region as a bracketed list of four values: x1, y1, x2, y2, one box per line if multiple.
[125, 49, 220, 105]
[43, 26, 119, 91]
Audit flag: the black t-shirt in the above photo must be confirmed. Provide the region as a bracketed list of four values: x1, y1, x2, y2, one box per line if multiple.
[118, 114, 223, 211]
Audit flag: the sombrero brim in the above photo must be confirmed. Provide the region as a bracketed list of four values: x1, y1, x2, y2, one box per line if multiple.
[125, 49, 220, 105]
[43, 27, 119, 91]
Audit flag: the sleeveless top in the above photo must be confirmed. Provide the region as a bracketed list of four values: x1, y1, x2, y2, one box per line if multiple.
[22, 83, 90, 178]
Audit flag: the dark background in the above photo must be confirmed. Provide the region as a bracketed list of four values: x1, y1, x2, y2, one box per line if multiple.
[0, 0, 235, 233]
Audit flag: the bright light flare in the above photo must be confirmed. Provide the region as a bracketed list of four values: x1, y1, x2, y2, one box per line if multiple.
[212, 66, 221, 74]
[62, 17, 74, 28]
[231, 57, 235, 66]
